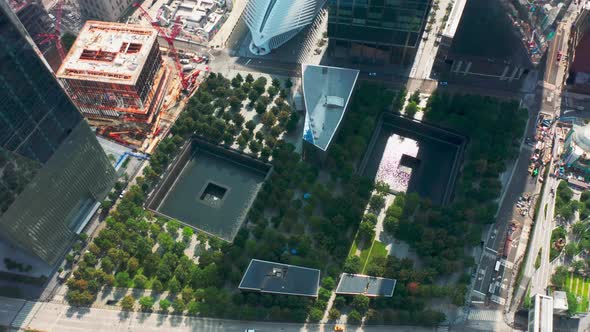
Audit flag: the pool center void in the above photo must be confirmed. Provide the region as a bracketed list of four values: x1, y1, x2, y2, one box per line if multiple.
[145, 138, 272, 241]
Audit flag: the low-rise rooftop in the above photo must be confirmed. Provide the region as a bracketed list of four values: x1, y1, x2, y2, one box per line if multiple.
[336, 273, 396, 297]
[56, 21, 158, 85]
[238, 259, 320, 297]
[301, 64, 359, 151]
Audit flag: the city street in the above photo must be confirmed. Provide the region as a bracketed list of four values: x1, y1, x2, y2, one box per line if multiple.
[0, 297, 437, 332]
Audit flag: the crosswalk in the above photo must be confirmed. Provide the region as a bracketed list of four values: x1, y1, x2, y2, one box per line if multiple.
[11, 301, 41, 328]
[468, 308, 502, 322]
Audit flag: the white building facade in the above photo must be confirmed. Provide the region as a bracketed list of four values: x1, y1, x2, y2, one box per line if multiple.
[78, 0, 135, 22]
[243, 0, 323, 55]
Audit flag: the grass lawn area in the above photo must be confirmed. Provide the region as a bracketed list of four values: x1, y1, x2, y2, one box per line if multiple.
[566, 273, 590, 313]
[361, 240, 389, 273]
[368, 241, 388, 261]
[359, 243, 372, 266]
[348, 238, 359, 258]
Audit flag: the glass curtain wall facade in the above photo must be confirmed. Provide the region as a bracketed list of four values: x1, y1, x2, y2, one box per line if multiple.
[0, 2, 116, 265]
[327, 0, 431, 65]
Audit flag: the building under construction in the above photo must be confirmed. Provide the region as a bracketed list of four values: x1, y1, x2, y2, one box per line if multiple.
[57, 21, 170, 146]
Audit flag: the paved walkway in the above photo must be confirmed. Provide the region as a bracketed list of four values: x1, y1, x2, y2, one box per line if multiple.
[0, 296, 437, 332]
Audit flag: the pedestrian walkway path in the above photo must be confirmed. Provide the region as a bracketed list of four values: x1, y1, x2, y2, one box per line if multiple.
[468, 308, 502, 322]
[11, 301, 42, 329]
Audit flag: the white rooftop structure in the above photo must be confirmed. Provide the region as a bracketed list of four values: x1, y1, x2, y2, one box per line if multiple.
[553, 291, 568, 315]
[56, 21, 158, 85]
[528, 294, 553, 332]
[243, 0, 323, 55]
[301, 64, 359, 151]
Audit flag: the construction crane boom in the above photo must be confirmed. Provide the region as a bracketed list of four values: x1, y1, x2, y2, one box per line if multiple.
[37, 0, 65, 59]
[132, 2, 189, 90]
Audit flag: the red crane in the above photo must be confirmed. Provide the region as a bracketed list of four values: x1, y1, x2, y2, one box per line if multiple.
[38, 0, 66, 60]
[133, 2, 190, 90]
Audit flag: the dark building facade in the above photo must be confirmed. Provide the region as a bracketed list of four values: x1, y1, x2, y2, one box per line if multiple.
[0, 2, 116, 265]
[327, 0, 432, 65]
[9, 0, 54, 53]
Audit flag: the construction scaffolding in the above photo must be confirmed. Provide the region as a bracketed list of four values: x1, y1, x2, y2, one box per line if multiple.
[56, 21, 172, 148]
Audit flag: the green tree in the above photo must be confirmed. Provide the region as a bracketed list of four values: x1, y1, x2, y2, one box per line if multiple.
[152, 279, 164, 293]
[182, 286, 194, 302]
[245, 73, 254, 83]
[267, 85, 279, 98]
[127, 257, 139, 274]
[358, 221, 375, 242]
[245, 120, 256, 132]
[138, 296, 154, 312]
[572, 259, 585, 273]
[308, 307, 323, 322]
[362, 213, 378, 225]
[120, 295, 135, 311]
[369, 195, 385, 211]
[321, 276, 336, 290]
[344, 256, 361, 274]
[261, 112, 276, 127]
[565, 242, 578, 258]
[328, 308, 341, 320]
[405, 101, 419, 118]
[229, 96, 242, 109]
[167, 220, 181, 235]
[237, 135, 248, 150]
[187, 300, 200, 315]
[285, 78, 293, 89]
[249, 140, 262, 154]
[168, 277, 181, 293]
[567, 291, 578, 316]
[172, 297, 186, 313]
[409, 90, 421, 104]
[347, 310, 362, 324]
[352, 295, 370, 314]
[272, 77, 281, 89]
[255, 102, 267, 114]
[233, 112, 245, 127]
[552, 266, 569, 289]
[115, 271, 130, 287]
[133, 274, 148, 289]
[159, 299, 171, 313]
[182, 226, 194, 242]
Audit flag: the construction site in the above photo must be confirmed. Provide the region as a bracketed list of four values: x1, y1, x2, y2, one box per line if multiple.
[55, 18, 206, 152]
[135, 0, 230, 44]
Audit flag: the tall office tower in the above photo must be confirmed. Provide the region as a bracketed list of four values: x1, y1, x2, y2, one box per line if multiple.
[244, 0, 324, 55]
[327, 0, 431, 65]
[7, 0, 54, 53]
[0, 1, 116, 266]
[78, 0, 135, 22]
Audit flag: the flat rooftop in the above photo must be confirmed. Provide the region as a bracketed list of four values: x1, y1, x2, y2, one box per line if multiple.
[238, 259, 320, 297]
[336, 273, 396, 297]
[56, 21, 158, 85]
[146, 139, 272, 241]
[302, 64, 359, 151]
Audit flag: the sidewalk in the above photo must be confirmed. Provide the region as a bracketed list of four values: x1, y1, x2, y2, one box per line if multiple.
[210, 0, 247, 48]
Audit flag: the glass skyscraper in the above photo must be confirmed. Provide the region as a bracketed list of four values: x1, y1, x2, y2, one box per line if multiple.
[0, 2, 116, 265]
[327, 0, 431, 64]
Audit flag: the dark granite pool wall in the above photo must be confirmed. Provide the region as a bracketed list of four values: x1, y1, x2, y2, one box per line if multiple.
[145, 140, 192, 212]
[358, 113, 467, 206]
[192, 138, 273, 177]
[145, 137, 273, 240]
